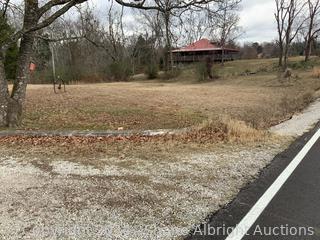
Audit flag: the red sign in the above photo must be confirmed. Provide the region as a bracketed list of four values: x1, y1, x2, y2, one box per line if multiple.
[29, 62, 36, 71]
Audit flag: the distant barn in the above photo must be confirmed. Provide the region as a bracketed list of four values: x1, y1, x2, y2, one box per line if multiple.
[172, 38, 239, 63]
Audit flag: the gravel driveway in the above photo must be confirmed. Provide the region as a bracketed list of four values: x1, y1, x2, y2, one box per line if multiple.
[0, 143, 285, 240]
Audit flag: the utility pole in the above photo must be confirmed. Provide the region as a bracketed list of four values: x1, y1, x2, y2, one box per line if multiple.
[50, 43, 56, 83]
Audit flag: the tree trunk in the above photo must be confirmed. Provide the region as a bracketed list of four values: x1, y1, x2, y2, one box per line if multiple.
[283, 51, 288, 70]
[0, 0, 86, 128]
[0, 49, 9, 127]
[221, 48, 225, 66]
[305, 10, 315, 62]
[283, 43, 289, 70]
[278, 45, 283, 67]
[278, 53, 283, 67]
[7, 32, 35, 127]
[5, 0, 38, 127]
[305, 40, 312, 62]
[164, 12, 172, 71]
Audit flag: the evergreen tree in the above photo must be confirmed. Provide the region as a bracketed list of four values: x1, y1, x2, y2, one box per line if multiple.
[4, 43, 18, 80]
[0, 12, 18, 80]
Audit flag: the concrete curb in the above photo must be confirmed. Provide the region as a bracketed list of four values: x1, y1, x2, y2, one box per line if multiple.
[0, 128, 189, 137]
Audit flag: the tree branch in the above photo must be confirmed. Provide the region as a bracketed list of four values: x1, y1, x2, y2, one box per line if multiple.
[31, 0, 87, 33]
[38, 0, 72, 17]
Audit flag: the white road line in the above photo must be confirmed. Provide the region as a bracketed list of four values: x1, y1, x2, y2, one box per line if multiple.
[225, 128, 320, 240]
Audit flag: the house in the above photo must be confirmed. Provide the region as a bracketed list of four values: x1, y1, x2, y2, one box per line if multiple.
[172, 38, 239, 63]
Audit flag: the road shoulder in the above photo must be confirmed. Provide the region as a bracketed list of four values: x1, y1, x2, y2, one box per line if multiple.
[186, 121, 320, 240]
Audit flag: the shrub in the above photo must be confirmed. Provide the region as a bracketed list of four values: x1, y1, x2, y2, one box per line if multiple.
[4, 43, 19, 80]
[161, 67, 181, 80]
[195, 62, 208, 81]
[108, 60, 132, 81]
[288, 60, 317, 70]
[257, 67, 268, 73]
[195, 62, 219, 81]
[145, 63, 158, 79]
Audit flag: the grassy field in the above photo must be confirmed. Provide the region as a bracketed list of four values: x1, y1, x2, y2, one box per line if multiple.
[18, 56, 320, 131]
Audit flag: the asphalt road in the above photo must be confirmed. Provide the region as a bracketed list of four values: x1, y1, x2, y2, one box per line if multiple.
[187, 123, 320, 240]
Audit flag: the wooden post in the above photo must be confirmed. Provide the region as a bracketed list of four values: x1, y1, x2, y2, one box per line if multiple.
[50, 43, 56, 83]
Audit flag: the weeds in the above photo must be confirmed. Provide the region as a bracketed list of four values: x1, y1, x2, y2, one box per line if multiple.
[160, 67, 182, 80]
[279, 92, 314, 116]
[195, 62, 209, 81]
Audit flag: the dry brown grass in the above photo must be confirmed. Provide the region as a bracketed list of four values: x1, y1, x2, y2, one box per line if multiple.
[10, 57, 319, 133]
[223, 118, 269, 142]
[22, 82, 317, 130]
[312, 67, 320, 78]
[0, 114, 284, 164]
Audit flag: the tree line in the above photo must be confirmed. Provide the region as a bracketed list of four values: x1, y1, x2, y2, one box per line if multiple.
[275, 0, 320, 69]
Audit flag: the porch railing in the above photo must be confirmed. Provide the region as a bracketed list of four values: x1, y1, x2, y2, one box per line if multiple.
[172, 53, 239, 62]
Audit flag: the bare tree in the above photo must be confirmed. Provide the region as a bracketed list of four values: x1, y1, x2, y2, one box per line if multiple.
[137, 10, 165, 48]
[114, 0, 223, 71]
[1, 0, 10, 17]
[303, 0, 320, 61]
[274, 0, 306, 69]
[79, 3, 128, 63]
[0, 0, 88, 127]
[182, 10, 210, 45]
[209, 0, 241, 65]
[132, 10, 165, 72]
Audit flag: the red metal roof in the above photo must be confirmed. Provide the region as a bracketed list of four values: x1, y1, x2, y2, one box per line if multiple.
[172, 38, 239, 53]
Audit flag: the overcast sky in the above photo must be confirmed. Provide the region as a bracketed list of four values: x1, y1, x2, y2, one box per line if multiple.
[12, 0, 278, 43]
[86, 0, 278, 44]
[239, 0, 277, 43]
